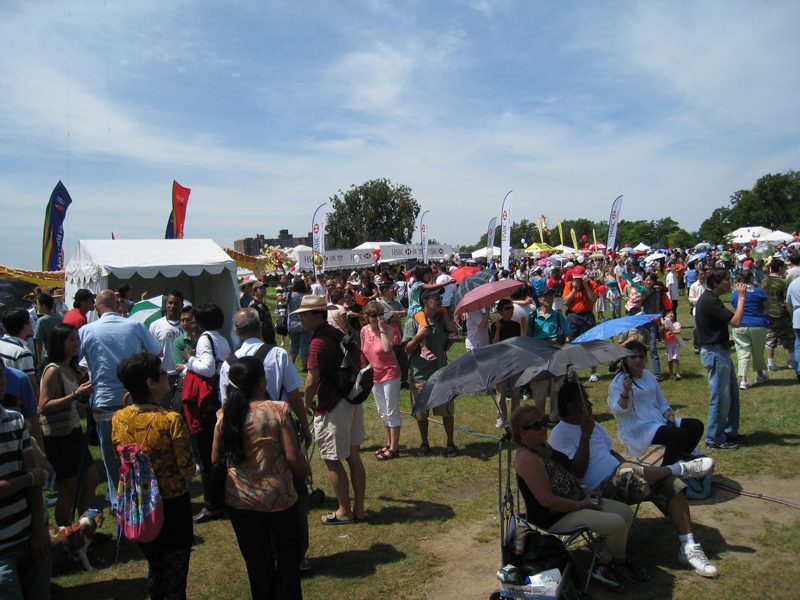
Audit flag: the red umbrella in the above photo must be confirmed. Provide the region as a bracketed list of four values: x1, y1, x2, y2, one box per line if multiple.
[450, 265, 481, 284]
[454, 279, 523, 316]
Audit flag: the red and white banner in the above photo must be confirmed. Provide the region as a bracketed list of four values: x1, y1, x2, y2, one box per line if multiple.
[500, 191, 513, 269]
[172, 181, 190, 239]
[486, 217, 497, 260]
[420, 210, 430, 264]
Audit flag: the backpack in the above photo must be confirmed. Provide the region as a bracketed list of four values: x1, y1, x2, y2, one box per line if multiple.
[683, 474, 712, 500]
[116, 415, 164, 543]
[224, 342, 283, 401]
[317, 328, 374, 404]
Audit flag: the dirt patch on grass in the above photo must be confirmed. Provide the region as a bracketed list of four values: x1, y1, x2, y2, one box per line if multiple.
[418, 474, 800, 600]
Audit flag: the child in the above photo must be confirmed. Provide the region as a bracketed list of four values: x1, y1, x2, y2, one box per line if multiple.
[606, 276, 621, 319]
[595, 284, 607, 320]
[407, 264, 459, 360]
[662, 309, 684, 380]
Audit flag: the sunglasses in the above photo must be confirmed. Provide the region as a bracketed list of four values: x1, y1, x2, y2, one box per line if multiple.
[501, 306, 514, 311]
[631, 354, 647, 360]
[521, 420, 546, 432]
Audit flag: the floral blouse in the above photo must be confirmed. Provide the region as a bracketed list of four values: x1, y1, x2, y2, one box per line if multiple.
[217, 401, 298, 513]
[112, 406, 196, 500]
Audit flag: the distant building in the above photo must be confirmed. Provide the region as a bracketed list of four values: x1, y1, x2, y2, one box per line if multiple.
[233, 230, 313, 256]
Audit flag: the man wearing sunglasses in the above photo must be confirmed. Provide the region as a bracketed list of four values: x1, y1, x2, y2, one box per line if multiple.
[549, 382, 718, 578]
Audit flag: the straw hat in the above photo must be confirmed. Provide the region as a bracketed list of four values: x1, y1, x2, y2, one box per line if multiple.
[289, 295, 337, 315]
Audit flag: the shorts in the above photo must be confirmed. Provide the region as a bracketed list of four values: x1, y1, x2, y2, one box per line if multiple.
[595, 461, 686, 516]
[314, 400, 365, 461]
[409, 378, 454, 422]
[665, 345, 680, 361]
[43, 427, 94, 481]
[766, 321, 794, 349]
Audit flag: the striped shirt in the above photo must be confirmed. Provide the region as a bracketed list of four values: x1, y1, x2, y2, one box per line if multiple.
[0, 407, 32, 551]
[0, 336, 35, 377]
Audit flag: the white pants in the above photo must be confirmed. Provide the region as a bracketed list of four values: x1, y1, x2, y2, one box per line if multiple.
[372, 377, 402, 427]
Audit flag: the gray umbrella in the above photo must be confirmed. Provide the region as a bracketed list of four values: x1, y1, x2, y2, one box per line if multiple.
[412, 338, 634, 414]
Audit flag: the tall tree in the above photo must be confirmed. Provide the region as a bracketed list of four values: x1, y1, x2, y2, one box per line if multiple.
[324, 179, 421, 249]
[728, 171, 800, 232]
[697, 207, 733, 244]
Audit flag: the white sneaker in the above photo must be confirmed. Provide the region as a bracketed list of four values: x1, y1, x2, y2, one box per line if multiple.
[496, 418, 505, 428]
[768, 364, 779, 372]
[739, 381, 751, 390]
[679, 544, 718, 577]
[589, 373, 600, 383]
[677, 457, 715, 479]
[755, 373, 769, 384]
[788, 360, 798, 370]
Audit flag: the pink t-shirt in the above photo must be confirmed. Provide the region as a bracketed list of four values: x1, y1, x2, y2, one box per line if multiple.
[360, 323, 401, 382]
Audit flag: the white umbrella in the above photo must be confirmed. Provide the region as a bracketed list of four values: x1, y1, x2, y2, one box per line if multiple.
[645, 252, 667, 262]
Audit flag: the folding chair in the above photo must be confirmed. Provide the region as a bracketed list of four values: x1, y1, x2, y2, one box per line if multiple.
[629, 444, 666, 542]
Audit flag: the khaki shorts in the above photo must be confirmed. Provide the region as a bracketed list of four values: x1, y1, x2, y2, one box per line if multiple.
[595, 461, 686, 516]
[409, 378, 454, 422]
[314, 399, 365, 461]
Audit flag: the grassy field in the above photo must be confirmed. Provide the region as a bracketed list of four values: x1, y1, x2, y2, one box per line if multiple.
[50, 287, 800, 599]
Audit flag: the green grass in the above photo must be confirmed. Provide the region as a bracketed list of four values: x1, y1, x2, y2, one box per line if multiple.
[50, 287, 800, 599]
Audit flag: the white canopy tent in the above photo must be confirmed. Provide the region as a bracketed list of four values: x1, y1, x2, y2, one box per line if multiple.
[759, 230, 794, 243]
[471, 246, 501, 259]
[64, 239, 239, 344]
[633, 242, 651, 252]
[727, 226, 773, 244]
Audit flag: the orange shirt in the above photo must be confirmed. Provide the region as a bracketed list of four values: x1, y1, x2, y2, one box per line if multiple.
[563, 280, 599, 312]
[674, 264, 686, 279]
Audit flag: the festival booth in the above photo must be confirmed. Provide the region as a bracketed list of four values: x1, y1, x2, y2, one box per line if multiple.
[64, 239, 239, 344]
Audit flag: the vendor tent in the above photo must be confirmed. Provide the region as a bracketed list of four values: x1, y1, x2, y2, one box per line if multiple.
[759, 230, 795, 243]
[471, 246, 501, 259]
[727, 226, 772, 244]
[633, 242, 651, 252]
[64, 239, 239, 343]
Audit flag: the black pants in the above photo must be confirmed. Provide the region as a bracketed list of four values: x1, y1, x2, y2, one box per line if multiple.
[197, 413, 222, 512]
[651, 418, 705, 466]
[227, 502, 304, 600]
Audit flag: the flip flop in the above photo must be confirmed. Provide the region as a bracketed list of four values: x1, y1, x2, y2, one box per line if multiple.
[674, 374, 682, 381]
[320, 513, 356, 525]
[416, 443, 430, 457]
[446, 445, 459, 458]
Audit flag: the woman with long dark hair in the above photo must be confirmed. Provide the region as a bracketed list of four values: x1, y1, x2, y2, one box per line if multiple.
[287, 278, 312, 371]
[212, 356, 311, 600]
[114, 352, 196, 600]
[38, 322, 102, 525]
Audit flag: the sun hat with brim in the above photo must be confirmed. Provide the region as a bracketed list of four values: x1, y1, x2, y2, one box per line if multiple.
[251, 280, 266, 289]
[239, 279, 256, 289]
[289, 295, 337, 315]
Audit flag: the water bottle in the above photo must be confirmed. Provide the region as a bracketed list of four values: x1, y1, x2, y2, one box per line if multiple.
[746, 284, 754, 293]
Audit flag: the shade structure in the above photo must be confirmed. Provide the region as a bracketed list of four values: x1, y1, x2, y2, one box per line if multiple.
[525, 242, 554, 254]
[572, 314, 659, 343]
[451, 269, 497, 310]
[413, 338, 634, 413]
[453, 279, 523, 316]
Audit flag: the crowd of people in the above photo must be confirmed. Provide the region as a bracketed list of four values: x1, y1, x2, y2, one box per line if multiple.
[1, 238, 799, 598]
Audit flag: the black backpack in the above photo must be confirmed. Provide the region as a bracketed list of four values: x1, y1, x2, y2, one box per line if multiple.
[317, 329, 374, 404]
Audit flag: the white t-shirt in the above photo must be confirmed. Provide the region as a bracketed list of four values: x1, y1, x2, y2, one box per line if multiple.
[465, 309, 490, 350]
[436, 274, 456, 307]
[548, 421, 620, 491]
[665, 271, 678, 300]
[787, 266, 800, 285]
[149, 317, 184, 374]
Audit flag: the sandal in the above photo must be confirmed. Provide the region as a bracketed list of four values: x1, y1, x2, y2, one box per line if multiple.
[447, 332, 461, 340]
[674, 374, 682, 381]
[376, 449, 400, 460]
[416, 443, 430, 457]
[374, 446, 390, 456]
[320, 513, 356, 525]
[420, 349, 437, 362]
[446, 445, 459, 458]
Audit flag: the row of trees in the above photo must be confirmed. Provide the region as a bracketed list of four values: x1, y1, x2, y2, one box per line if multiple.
[324, 172, 799, 252]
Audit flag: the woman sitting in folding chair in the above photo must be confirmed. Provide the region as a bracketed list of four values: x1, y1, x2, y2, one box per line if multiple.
[608, 340, 707, 466]
[511, 404, 647, 593]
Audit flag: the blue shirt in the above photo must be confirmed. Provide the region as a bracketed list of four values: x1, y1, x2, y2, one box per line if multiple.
[79, 312, 161, 408]
[2, 366, 37, 419]
[730, 287, 770, 328]
[685, 269, 697, 288]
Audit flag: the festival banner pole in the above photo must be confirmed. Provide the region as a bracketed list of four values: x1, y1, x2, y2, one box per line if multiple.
[558, 221, 564, 247]
[537, 218, 545, 244]
[500, 191, 513, 269]
[312, 203, 327, 275]
[486, 217, 497, 262]
[570, 229, 579, 253]
[42, 181, 73, 271]
[606, 195, 623, 254]
[420, 210, 430, 264]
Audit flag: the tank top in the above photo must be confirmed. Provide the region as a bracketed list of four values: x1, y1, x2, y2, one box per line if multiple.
[40, 365, 82, 437]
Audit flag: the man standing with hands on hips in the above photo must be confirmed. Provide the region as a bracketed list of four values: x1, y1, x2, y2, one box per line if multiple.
[695, 268, 748, 451]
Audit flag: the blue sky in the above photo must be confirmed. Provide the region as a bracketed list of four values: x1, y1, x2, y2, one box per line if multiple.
[2, 0, 799, 270]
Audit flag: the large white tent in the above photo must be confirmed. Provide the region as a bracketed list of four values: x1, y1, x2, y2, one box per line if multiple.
[471, 246, 501, 259]
[65, 239, 239, 343]
[727, 226, 773, 244]
[759, 230, 795, 243]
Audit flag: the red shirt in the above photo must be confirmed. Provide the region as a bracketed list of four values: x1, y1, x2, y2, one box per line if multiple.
[308, 323, 344, 415]
[63, 308, 88, 329]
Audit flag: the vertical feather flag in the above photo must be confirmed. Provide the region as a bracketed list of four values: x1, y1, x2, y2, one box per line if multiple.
[312, 203, 326, 274]
[486, 217, 497, 260]
[42, 181, 73, 271]
[606, 195, 624, 252]
[165, 181, 191, 239]
[500, 191, 512, 269]
[570, 228, 579, 251]
[420, 211, 430, 264]
[558, 221, 564, 247]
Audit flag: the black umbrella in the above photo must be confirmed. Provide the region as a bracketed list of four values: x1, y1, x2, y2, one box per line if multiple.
[412, 337, 557, 413]
[413, 338, 634, 414]
[650, 243, 667, 250]
[0, 278, 36, 312]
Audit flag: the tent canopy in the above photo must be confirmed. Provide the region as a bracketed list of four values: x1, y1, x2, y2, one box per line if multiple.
[759, 230, 794, 243]
[727, 226, 772, 244]
[65, 239, 239, 344]
[633, 242, 651, 252]
[471, 246, 501, 259]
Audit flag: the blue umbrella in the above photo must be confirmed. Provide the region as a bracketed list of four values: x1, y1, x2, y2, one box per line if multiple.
[451, 269, 497, 311]
[572, 314, 659, 343]
[685, 251, 707, 265]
